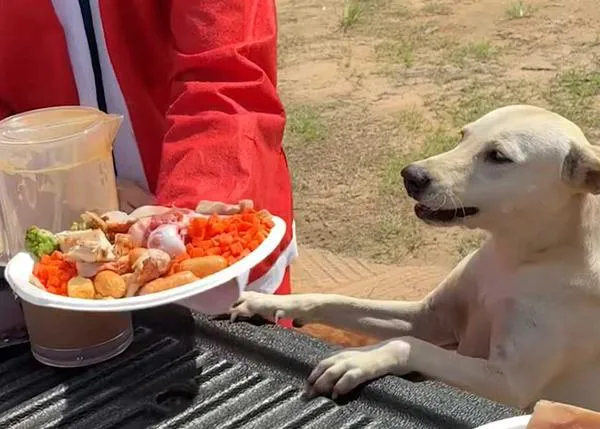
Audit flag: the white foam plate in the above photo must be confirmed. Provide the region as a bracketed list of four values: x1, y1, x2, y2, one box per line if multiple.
[475, 416, 531, 429]
[5, 216, 286, 312]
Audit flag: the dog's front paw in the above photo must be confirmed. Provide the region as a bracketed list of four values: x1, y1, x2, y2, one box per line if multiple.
[307, 340, 411, 399]
[229, 291, 315, 324]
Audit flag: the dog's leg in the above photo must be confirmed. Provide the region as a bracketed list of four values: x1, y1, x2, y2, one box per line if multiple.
[308, 305, 564, 409]
[231, 254, 476, 345]
[305, 336, 522, 404]
[232, 291, 433, 339]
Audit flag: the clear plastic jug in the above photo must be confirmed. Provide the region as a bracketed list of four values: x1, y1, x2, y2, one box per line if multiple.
[0, 106, 133, 366]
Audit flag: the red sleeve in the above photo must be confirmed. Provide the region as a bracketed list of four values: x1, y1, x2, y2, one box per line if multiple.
[155, 0, 287, 213]
[0, 100, 11, 120]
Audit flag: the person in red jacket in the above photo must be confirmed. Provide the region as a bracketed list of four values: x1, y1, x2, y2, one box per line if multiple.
[0, 1, 296, 301]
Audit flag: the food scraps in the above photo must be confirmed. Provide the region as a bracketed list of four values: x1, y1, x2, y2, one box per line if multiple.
[25, 205, 273, 299]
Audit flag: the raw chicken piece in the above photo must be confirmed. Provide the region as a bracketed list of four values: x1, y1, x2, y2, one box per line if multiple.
[147, 224, 186, 257]
[128, 217, 152, 247]
[527, 400, 600, 428]
[81, 211, 107, 231]
[195, 199, 254, 215]
[148, 208, 195, 231]
[125, 248, 171, 297]
[128, 205, 172, 219]
[56, 229, 116, 263]
[134, 249, 171, 283]
[113, 233, 134, 257]
[76, 262, 103, 278]
[128, 208, 195, 248]
[76, 256, 131, 278]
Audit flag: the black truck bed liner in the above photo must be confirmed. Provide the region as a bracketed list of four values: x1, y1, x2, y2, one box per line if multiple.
[0, 305, 518, 428]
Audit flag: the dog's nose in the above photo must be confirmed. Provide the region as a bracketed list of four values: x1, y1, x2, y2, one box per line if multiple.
[401, 164, 432, 199]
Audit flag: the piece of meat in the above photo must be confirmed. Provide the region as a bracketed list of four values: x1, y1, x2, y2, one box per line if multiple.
[128, 205, 172, 220]
[125, 249, 171, 297]
[56, 229, 116, 263]
[527, 400, 600, 428]
[81, 211, 107, 232]
[195, 199, 254, 215]
[128, 218, 152, 247]
[147, 224, 186, 257]
[147, 208, 194, 231]
[76, 262, 103, 278]
[76, 256, 131, 278]
[113, 233, 134, 257]
[101, 211, 137, 234]
[133, 249, 171, 284]
[128, 208, 195, 248]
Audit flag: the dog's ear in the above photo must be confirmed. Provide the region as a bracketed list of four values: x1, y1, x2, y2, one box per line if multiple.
[562, 145, 600, 194]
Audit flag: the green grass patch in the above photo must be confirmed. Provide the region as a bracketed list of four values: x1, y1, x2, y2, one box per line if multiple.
[544, 68, 600, 129]
[422, 1, 452, 16]
[375, 38, 415, 68]
[341, 0, 364, 31]
[447, 80, 535, 126]
[449, 41, 495, 67]
[421, 130, 459, 158]
[286, 106, 327, 144]
[505, 1, 533, 19]
[396, 108, 428, 133]
[374, 211, 424, 255]
[380, 129, 458, 197]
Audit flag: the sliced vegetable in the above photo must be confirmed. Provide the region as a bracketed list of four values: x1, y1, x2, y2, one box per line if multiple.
[33, 252, 77, 296]
[24, 226, 59, 258]
[187, 208, 273, 266]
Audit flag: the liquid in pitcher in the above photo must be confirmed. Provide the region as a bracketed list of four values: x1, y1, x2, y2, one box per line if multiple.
[0, 106, 121, 259]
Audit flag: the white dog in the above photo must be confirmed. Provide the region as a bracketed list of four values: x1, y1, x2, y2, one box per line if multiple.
[230, 105, 600, 411]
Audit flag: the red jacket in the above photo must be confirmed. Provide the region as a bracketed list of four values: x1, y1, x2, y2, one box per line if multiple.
[0, 0, 296, 296]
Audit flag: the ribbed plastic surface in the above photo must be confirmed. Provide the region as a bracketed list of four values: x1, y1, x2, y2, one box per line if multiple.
[0, 305, 518, 429]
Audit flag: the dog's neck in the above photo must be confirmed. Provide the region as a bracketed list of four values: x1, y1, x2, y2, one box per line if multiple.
[487, 194, 595, 264]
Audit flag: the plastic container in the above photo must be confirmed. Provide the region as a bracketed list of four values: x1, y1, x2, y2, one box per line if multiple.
[6, 215, 286, 314]
[0, 106, 132, 367]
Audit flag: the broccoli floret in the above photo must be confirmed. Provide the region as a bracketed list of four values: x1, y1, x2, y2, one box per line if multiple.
[25, 226, 59, 258]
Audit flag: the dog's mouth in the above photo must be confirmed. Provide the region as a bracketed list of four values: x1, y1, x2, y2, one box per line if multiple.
[414, 203, 479, 223]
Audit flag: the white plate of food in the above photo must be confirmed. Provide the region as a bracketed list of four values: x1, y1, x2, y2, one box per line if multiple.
[5, 205, 285, 312]
[475, 415, 531, 429]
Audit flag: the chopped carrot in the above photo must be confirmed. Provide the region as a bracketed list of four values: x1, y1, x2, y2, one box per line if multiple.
[219, 233, 233, 245]
[230, 241, 243, 256]
[206, 247, 222, 256]
[32, 251, 77, 296]
[187, 209, 274, 267]
[261, 218, 275, 229]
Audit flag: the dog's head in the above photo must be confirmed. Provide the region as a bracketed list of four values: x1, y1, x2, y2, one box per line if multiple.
[401, 105, 600, 231]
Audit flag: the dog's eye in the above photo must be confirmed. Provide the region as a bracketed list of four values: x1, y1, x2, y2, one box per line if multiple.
[484, 149, 513, 164]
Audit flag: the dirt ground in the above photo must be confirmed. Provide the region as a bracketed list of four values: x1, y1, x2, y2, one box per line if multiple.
[279, 0, 600, 278]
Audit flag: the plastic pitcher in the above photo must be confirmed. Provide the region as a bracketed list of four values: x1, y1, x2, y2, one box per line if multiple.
[0, 106, 133, 366]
